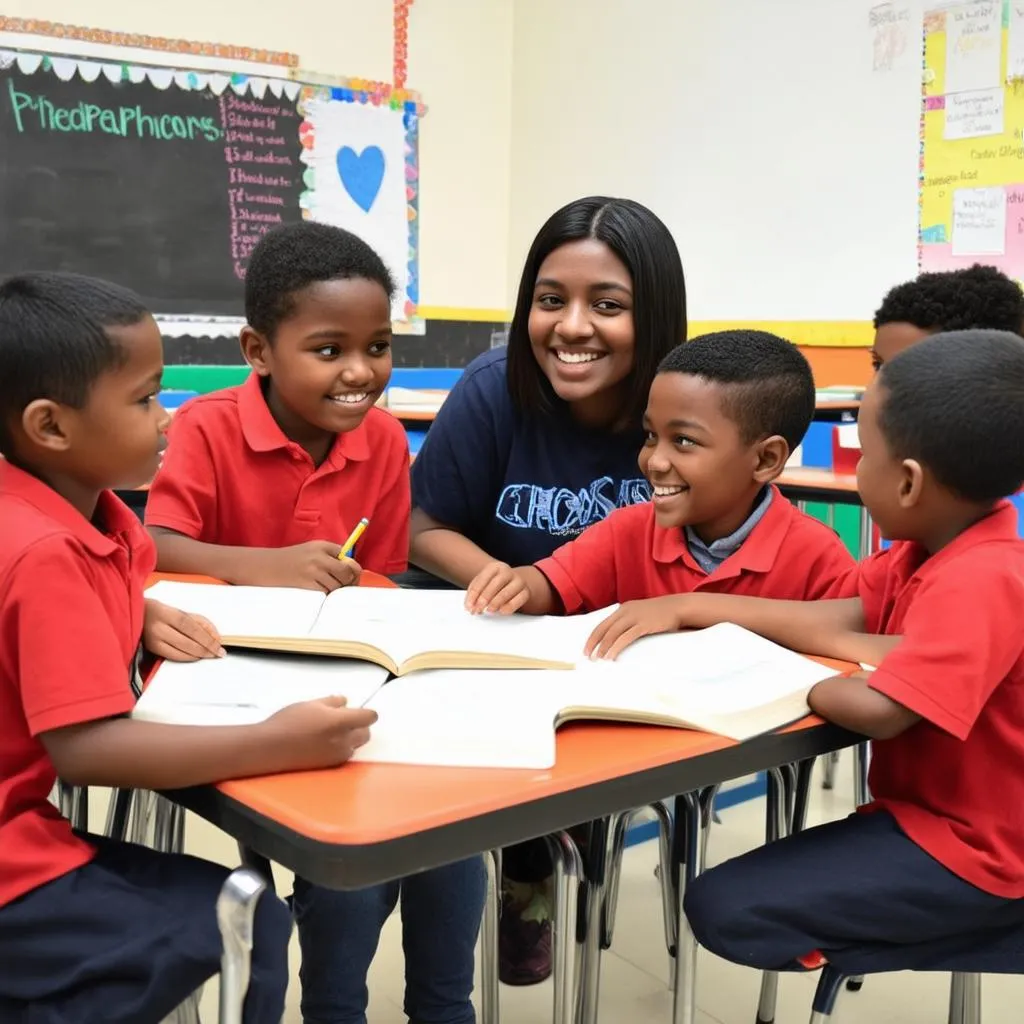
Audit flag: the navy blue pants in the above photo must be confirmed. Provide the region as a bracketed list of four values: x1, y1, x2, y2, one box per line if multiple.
[0, 834, 292, 1024]
[293, 856, 486, 1024]
[685, 810, 1024, 976]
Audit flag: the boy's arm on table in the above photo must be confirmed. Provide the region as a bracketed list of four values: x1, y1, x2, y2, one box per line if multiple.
[808, 673, 919, 740]
[150, 527, 360, 591]
[586, 592, 899, 666]
[41, 699, 377, 790]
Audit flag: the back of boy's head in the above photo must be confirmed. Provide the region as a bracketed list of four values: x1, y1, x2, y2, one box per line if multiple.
[656, 330, 815, 450]
[874, 264, 1024, 333]
[876, 329, 1024, 504]
[244, 222, 396, 340]
[0, 272, 149, 455]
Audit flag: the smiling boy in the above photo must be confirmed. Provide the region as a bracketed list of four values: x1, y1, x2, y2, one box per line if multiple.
[467, 330, 854, 630]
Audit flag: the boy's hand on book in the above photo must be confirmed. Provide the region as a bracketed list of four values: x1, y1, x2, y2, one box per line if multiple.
[144, 599, 226, 661]
[465, 561, 530, 614]
[584, 597, 684, 661]
[252, 542, 363, 592]
[264, 696, 378, 768]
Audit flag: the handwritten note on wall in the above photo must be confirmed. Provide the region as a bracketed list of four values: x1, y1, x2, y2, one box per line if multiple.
[952, 186, 1006, 254]
[869, 2, 917, 72]
[945, 1, 1002, 94]
[944, 87, 1004, 138]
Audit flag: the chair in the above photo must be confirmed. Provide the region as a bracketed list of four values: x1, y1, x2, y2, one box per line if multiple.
[808, 965, 980, 1024]
[56, 782, 271, 1024]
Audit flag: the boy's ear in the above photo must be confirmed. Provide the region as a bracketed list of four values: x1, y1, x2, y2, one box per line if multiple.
[753, 434, 790, 483]
[240, 326, 272, 376]
[20, 399, 73, 453]
[898, 458, 925, 508]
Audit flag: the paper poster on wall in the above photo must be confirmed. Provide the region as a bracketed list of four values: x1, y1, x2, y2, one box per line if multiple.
[1008, 3, 1024, 79]
[300, 93, 419, 325]
[944, 1, 1002, 94]
[869, 1, 918, 72]
[944, 87, 1004, 138]
[951, 186, 1006, 254]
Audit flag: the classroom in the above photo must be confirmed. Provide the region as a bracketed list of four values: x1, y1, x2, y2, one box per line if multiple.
[2, 0, 1024, 1023]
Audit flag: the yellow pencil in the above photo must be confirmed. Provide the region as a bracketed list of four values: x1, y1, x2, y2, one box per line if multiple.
[339, 517, 369, 560]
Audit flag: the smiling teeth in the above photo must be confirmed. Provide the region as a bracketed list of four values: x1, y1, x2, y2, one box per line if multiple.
[331, 393, 368, 404]
[654, 486, 684, 496]
[555, 351, 602, 364]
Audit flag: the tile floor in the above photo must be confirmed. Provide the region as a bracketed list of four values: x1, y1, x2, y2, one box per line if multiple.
[175, 753, 1022, 1023]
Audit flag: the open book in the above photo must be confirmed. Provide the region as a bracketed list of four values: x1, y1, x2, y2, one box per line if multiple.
[133, 623, 837, 769]
[144, 580, 609, 674]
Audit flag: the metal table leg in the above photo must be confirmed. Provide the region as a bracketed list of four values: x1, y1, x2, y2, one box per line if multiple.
[544, 832, 584, 1024]
[217, 868, 268, 1024]
[670, 791, 707, 1024]
[480, 849, 502, 1024]
[755, 766, 792, 1024]
[575, 818, 610, 1024]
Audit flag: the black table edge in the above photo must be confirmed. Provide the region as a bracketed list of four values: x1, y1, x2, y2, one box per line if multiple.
[163, 722, 859, 889]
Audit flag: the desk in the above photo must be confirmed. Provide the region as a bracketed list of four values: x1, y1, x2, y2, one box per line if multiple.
[154, 572, 859, 1024]
[812, 399, 860, 423]
[167, 718, 854, 892]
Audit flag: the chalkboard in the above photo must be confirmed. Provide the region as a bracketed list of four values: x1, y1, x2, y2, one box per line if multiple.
[0, 55, 305, 315]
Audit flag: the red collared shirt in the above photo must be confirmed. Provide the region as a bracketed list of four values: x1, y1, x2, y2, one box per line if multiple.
[0, 461, 154, 907]
[145, 374, 410, 574]
[854, 502, 1024, 896]
[535, 484, 855, 612]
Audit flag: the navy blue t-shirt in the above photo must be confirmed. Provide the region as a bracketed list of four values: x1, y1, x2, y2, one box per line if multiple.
[411, 347, 651, 567]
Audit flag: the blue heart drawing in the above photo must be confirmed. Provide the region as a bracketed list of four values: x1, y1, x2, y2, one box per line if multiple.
[336, 145, 385, 212]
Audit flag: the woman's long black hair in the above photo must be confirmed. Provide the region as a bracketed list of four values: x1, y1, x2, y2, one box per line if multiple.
[506, 196, 687, 427]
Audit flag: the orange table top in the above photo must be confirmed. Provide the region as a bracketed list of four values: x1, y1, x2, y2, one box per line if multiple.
[154, 570, 859, 887]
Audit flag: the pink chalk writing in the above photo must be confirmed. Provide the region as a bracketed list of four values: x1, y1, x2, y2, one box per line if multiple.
[219, 93, 300, 278]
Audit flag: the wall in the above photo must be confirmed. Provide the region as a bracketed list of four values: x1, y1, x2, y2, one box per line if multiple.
[3, 0, 514, 313]
[508, 0, 923, 329]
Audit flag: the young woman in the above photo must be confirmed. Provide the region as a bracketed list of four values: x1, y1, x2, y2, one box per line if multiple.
[409, 195, 687, 983]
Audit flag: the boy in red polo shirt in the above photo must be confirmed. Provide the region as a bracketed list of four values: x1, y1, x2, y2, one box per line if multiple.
[0, 272, 377, 1023]
[467, 329, 854, 621]
[146, 223, 484, 1024]
[677, 330, 1024, 975]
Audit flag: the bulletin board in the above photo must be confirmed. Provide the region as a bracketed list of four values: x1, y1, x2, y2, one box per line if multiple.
[919, 1, 1024, 280]
[0, 41, 424, 329]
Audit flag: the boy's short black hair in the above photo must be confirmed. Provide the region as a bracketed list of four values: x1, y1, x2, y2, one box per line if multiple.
[245, 222, 396, 339]
[657, 330, 815, 451]
[0, 272, 149, 454]
[877, 329, 1024, 503]
[874, 264, 1024, 333]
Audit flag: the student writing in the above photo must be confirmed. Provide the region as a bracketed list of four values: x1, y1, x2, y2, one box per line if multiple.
[673, 331, 1024, 976]
[145, 223, 478, 1024]
[0, 272, 376, 1024]
[409, 195, 688, 983]
[146, 223, 409, 591]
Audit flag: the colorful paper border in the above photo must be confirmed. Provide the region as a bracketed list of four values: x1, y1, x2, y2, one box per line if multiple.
[0, 17, 298, 67]
[295, 83, 422, 328]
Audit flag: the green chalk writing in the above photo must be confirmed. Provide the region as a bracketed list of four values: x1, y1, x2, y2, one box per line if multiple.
[6, 80, 222, 142]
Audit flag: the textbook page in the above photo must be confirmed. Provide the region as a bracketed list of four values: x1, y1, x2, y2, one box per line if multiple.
[311, 588, 614, 667]
[145, 580, 324, 640]
[354, 669, 569, 769]
[133, 652, 388, 726]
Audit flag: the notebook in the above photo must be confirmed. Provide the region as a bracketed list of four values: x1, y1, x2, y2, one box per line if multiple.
[143, 580, 610, 674]
[132, 623, 837, 769]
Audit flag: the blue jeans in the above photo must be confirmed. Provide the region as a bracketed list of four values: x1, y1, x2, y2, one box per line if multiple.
[293, 855, 487, 1024]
